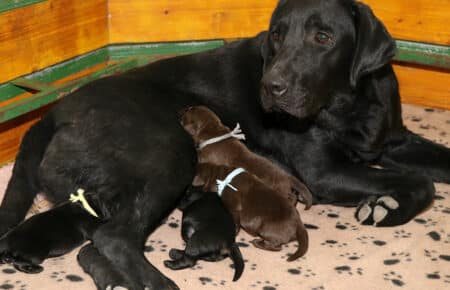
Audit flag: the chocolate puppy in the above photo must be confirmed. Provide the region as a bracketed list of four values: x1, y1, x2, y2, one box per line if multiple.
[164, 186, 244, 281]
[179, 106, 312, 208]
[194, 163, 308, 261]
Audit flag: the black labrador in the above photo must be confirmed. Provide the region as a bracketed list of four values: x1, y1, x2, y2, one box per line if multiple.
[0, 0, 449, 289]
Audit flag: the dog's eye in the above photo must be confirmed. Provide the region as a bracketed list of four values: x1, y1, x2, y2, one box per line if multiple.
[314, 32, 332, 44]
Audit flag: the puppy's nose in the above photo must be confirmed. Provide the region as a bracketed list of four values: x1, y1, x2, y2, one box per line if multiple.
[178, 106, 193, 117]
[266, 79, 288, 97]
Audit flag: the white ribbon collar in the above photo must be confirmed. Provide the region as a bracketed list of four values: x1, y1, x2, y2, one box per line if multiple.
[216, 168, 246, 196]
[198, 123, 246, 150]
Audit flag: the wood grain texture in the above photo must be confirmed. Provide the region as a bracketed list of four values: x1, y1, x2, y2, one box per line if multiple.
[108, 0, 277, 43]
[108, 0, 449, 45]
[0, 0, 108, 83]
[364, 0, 450, 46]
[394, 63, 450, 109]
[0, 105, 53, 165]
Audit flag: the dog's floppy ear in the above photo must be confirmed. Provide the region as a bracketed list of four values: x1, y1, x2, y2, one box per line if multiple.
[261, 32, 273, 72]
[350, 2, 396, 88]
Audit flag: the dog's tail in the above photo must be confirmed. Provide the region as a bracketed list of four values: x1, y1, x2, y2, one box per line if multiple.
[287, 221, 309, 262]
[229, 242, 245, 281]
[0, 113, 56, 235]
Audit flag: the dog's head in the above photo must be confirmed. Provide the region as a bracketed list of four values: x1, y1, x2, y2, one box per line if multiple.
[179, 106, 224, 143]
[260, 0, 396, 119]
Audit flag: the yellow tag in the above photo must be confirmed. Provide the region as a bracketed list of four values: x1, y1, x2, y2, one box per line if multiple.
[69, 188, 99, 218]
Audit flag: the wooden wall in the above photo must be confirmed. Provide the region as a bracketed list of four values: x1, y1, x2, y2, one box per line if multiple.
[108, 0, 449, 46]
[0, 0, 108, 83]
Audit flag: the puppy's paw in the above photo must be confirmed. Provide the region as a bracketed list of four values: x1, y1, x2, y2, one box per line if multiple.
[0, 252, 43, 274]
[168, 248, 184, 260]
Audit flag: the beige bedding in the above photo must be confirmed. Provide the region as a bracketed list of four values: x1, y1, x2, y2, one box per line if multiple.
[0, 104, 449, 290]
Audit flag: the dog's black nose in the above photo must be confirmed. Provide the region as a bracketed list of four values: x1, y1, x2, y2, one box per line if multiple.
[266, 79, 288, 97]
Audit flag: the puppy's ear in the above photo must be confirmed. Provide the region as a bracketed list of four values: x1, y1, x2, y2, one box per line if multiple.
[350, 2, 396, 88]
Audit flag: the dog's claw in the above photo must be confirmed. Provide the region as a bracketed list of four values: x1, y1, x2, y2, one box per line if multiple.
[357, 204, 372, 223]
[377, 196, 399, 210]
[112, 287, 128, 290]
[106, 286, 112, 290]
[372, 205, 388, 226]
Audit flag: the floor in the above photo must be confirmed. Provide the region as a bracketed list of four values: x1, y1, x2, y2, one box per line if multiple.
[0, 104, 449, 290]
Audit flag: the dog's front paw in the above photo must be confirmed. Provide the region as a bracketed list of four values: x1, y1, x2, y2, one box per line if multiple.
[355, 195, 400, 226]
[0, 251, 43, 273]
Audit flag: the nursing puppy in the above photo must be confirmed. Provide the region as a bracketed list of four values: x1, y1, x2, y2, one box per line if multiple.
[164, 186, 244, 281]
[179, 106, 312, 208]
[194, 163, 308, 261]
[0, 191, 102, 274]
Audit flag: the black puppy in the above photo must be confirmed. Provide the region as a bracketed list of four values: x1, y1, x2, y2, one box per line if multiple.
[0, 193, 101, 273]
[164, 186, 244, 281]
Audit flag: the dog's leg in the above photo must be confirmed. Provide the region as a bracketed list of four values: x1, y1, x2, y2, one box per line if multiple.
[380, 131, 450, 183]
[0, 115, 55, 236]
[91, 183, 183, 290]
[250, 239, 282, 251]
[78, 243, 139, 290]
[290, 142, 435, 226]
[163, 254, 196, 270]
[168, 249, 185, 260]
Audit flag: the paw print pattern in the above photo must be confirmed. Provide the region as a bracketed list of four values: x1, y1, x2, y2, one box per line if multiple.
[320, 239, 348, 248]
[339, 252, 364, 261]
[356, 235, 387, 246]
[383, 271, 405, 287]
[1, 279, 27, 290]
[50, 271, 66, 282]
[249, 280, 280, 290]
[424, 249, 440, 261]
[317, 208, 340, 219]
[335, 221, 359, 231]
[393, 229, 412, 239]
[167, 216, 180, 229]
[146, 239, 168, 252]
[431, 204, 450, 215]
[299, 266, 316, 278]
[414, 217, 438, 228]
[383, 252, 412, 265]
[334, 265, 363, 276]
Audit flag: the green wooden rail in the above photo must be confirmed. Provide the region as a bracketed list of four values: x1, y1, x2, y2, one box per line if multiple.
[0, 39, 448, 124]
[0, 0, 46, 13]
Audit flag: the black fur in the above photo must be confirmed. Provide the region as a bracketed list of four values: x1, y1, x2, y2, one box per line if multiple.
[164, 186, 244, 282]
[0, 0, 449, 289]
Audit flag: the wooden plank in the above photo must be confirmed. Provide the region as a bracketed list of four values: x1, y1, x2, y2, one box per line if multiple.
[108, 0, 277, 43]
[0, 60, 140, 123]
[0, 0, 108, 83]
[365, 0, 450, 46]
[108, 0, 449, 46]
[0, 105, 53, 165]
[394, 63, 450, 110]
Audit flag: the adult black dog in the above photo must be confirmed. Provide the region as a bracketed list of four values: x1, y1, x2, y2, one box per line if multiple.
[0, 0, 449, 289]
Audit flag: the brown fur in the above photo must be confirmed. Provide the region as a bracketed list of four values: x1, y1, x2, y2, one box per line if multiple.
[179, 105, 312, 208]
[194, 163, 308, 261]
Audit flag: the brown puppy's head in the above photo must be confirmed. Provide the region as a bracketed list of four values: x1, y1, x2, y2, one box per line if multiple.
[179, 106, 229, 145]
